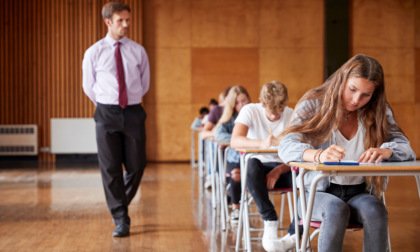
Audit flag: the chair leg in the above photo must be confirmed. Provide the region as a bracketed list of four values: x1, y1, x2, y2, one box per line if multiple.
[279, 194, 285, 224]
[287, 192, 293, 221]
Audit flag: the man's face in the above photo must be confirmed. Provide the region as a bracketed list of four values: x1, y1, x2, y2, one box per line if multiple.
[106, 10, 130, 40]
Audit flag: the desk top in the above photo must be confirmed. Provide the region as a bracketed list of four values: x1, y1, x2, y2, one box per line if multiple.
[214, 141, 230, 146]
[234, 148, 278, 153]
[289, 161, 420, 172]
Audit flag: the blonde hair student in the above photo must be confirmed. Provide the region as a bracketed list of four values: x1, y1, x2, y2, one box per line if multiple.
[214, 85, 251, 223]
[215, 85, 250, 130]
[278, 54, 415, 252]
[230, 81, 298, 251]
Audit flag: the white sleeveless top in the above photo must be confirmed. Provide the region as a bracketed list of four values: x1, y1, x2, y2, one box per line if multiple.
[331, 120, 366, 185]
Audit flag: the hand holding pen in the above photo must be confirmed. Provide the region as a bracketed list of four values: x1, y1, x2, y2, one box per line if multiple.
[319, 144, 346, 163]
[261, 127, 277, 148]
[317, 131, 345, 163]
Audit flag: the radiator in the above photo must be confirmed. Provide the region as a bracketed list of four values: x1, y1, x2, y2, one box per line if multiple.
[0, 125, 38, 155]
[50, 118, 97, 154]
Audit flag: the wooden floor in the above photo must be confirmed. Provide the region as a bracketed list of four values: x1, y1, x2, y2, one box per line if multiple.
[0, 162, 419, 251]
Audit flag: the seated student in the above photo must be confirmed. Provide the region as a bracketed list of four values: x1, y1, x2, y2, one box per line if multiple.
[201, 87, 231, 139]
[209, 98, 218, 112]
[278, 54, 416, 252]
[214, 85, 251, 223]
[230, 81, 297, 251]
[191, 107, 209, 129]
[201, 99, 218, 125]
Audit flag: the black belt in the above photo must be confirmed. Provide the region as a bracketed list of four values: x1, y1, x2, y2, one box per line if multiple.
[97, 103, 142, 109]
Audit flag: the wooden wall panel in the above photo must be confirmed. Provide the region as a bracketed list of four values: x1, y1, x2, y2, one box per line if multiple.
[415, 2, 420, 156]
[260, 0, 324, 48]
[259, 48, 324, 105]
[191, 48, 260, 104]
[416, 48, 420, 103]
[1, 0, 143, 162]
[392, 104, 417, 152]
[191, 0, 260, 47]
[352, 0, 414, 49]
[143, 0, 191, 48]
[415, 2, 420, 104]
[146, 104, 191, 161]
[146, 48, 191, 104]
[416, 104, 420, 155]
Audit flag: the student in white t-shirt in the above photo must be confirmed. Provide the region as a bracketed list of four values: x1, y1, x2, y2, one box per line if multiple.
[231, 81, 297, 252]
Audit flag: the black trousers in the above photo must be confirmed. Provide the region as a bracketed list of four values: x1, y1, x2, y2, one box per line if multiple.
[94, 103, 147, 226]
[247, 158, 302, 235]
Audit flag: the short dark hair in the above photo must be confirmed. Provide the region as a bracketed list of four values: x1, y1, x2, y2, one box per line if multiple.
[199, 107, 209, 115]
[102, 2, 131, 20]
[209, 99, 218, 106]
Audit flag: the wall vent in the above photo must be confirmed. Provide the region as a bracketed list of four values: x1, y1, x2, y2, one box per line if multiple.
[0, 125, 38, 155]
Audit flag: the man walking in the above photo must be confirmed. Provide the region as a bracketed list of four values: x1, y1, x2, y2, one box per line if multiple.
[82, 1, 150, 237]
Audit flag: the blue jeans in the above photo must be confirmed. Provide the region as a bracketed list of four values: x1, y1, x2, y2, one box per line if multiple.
[299, 183, 388, 252]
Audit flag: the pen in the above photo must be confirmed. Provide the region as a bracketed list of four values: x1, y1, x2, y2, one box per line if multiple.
[332, 130, 340, 163]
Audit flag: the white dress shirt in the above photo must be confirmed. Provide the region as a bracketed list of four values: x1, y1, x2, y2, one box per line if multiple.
[82, 34, 150, 106]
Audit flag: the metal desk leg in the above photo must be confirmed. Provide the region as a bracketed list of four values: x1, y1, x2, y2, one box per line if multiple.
[209, 141, 217, 209]
[415, 175, 420, 200]
[300, 173, 329, 251]
[236, 153, 254, 251]
[217, 145, 226, 230]
[223, 147, 230, 226]
[291, 167, 301, 252]
[236, 153, 246, 251]
[235, 153, 254, 251]
[198, 133, 204, 179]
[381, 193, 392, 252]
[191, 130, 196, 168]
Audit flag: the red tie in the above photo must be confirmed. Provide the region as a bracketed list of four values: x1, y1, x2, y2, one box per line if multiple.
[115, 42, 128, 108]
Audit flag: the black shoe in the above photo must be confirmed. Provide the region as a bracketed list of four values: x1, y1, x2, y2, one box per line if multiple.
[112, 224, 130, 237]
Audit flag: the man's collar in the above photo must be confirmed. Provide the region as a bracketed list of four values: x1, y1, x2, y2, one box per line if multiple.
[105, 34, 128, 46]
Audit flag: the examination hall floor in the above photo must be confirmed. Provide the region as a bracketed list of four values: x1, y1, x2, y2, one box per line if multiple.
[0, 161, 419, 251]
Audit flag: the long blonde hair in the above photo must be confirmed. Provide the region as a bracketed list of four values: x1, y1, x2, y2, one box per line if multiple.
[215, 85, 250, 129]
[282, 54, 405, 196]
